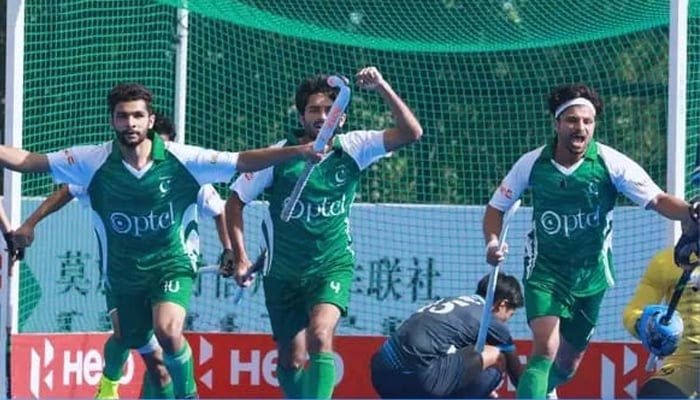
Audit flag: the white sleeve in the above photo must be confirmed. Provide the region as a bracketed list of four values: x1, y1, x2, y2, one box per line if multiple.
[197, 184, 225, 218]
[47, 142, 111, 186]
[230, 168, 273, 204]
[598, 143, 663, 208]
[488, 147, 543, 212]
[338, 130, 389, 171]
[67, 184, 91, 209]
[165, 142, 239, 185]
[229, 140, 285, 203]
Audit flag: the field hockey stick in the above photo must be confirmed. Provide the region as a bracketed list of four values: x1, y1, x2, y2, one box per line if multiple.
[280, 75, 351, 222]
[645, 268, 692, 371]
[476, 199, 522, 352]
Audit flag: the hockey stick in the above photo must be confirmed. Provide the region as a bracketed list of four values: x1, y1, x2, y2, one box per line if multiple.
[644, 268, 692, 371]
[280, 75, 351, 222]
[476, 199, 521, 352]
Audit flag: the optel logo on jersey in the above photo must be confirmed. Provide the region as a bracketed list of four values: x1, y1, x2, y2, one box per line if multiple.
[539, 206, 601, 237]
[109, 202, 175, 237]
[282, 194, 347, 222]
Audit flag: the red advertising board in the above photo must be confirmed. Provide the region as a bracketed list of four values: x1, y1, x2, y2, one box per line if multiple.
[11, 333, 652, 398]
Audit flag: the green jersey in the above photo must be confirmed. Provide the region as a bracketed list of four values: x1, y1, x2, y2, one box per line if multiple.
[48, 133, 238, 294]
[489, 140, 662, 295]
[231, 130, 388, 279]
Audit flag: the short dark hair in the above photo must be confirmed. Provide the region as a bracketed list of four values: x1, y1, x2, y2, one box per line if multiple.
[476, 272, 523, 309]
[295, 74, 340, 115]
[107, 83, 154, 114]
[547, 83, 603, 118]
[153, 112, 176, 141]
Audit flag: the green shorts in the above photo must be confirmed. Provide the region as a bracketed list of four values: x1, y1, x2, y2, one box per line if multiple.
[524, 282, 605, 351]
[107, 273, 193, 349]
[263, 267, 353, 342]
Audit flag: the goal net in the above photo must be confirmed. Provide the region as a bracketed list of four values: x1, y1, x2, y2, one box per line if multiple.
[12, 0, 699, 346]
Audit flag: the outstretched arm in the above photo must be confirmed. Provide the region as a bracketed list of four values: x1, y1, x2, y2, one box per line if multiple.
[356, 66, 423, 152]
[14, 185, 74, 248]
[0, 146, 50, 173]
[236, 143, 321, 173]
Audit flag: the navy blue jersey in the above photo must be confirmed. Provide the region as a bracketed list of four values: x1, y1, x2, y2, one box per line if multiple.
[393, 295, 515, 368]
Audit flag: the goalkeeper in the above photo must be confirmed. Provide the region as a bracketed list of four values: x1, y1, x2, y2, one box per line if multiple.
[370, 272, 525, 398]
[623, 236, 699, 398]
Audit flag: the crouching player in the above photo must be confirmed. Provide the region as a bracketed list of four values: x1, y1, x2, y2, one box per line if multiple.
[624, 244, 695, 398]
[370, 272, 525, 398]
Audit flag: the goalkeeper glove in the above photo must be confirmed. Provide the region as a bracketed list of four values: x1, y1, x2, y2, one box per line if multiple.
[636, 304, 683, 357]
[674, 232, 700, 269]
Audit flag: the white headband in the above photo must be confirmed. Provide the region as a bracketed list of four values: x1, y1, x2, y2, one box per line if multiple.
[554, 97, 596, 119]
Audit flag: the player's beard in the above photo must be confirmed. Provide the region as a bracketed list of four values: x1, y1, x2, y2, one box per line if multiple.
[115, 129, 147, 148]
[302, 120, 325, 141]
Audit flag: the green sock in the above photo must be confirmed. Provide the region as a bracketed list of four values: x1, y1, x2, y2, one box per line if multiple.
[547, 363, 573, 392]
[140, 371, 175, 399]
[302, 352, 335, 399]
[102, 335, 130, 381]
[163, 341, 196, 398]
[277, 365, 305, 398]
[516, 355, 553, 399]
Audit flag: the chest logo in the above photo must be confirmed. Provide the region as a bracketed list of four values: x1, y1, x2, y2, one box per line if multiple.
[159, 177, 172, 194]
[334, 166, 348, 187]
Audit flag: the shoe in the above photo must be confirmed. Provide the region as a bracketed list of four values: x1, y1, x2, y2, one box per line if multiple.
[94, 375, 120, 399]
[546, 388, 558, 399]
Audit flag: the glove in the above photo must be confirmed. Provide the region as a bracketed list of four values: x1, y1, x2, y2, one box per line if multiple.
[3, 232, 24, 262]
[218, 249, 235, 278]
[674, 232, 700, 268]
[637, 305, 683, 357]
[690, 200, 700, 222]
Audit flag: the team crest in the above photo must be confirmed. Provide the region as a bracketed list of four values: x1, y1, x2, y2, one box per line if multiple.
[586, 181, 599, 198]
[333, 166, 348, 186]
[209, 152, 219, 164]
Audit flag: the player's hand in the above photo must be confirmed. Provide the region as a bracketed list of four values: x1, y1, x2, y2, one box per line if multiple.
[3, 231, 24, 262]
[486, 240, 508, 266]
[299, 142, 324, 164]
[218, 249, 236, 278]
[674, 232, 700, 270]
[234, 260, 256, 288]
[637, 304, 683, 357]
[355, 66, 387, 91]
[13, 224, 35, 249]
